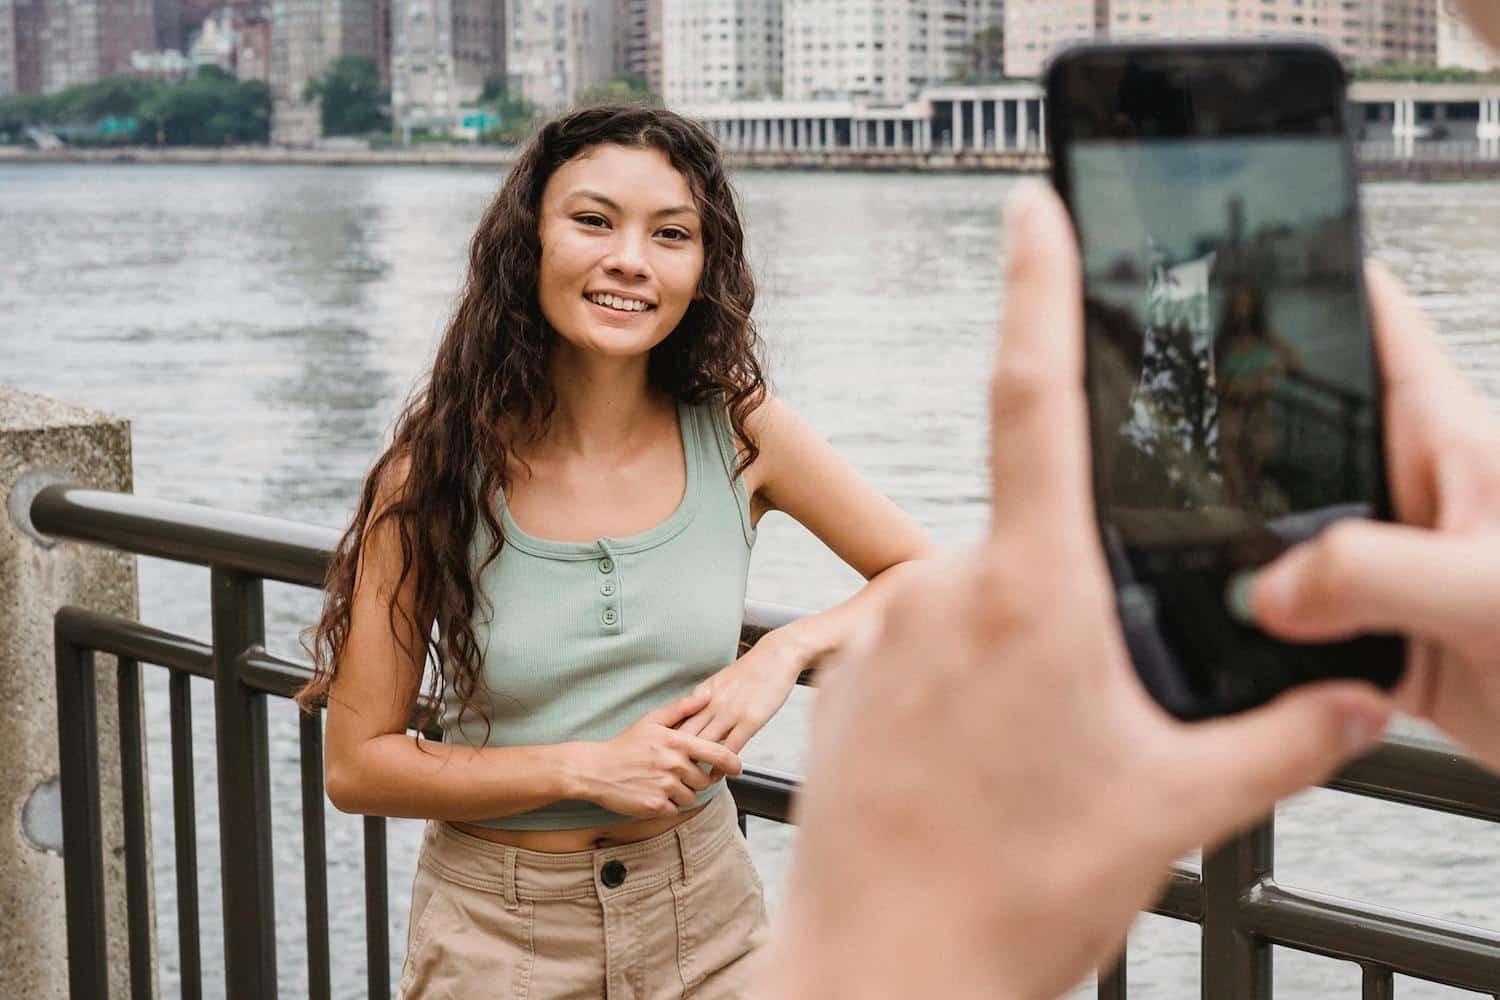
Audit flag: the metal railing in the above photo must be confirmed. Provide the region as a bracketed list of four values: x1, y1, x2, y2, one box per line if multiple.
[33, 484, 1500, 999]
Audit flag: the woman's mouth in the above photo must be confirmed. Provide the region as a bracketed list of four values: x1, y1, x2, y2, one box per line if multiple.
[584, 291, 655, 314]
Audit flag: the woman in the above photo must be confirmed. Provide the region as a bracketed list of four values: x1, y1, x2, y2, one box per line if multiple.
[1214, 284, 1300, 515]
[296, 104, 932, 998]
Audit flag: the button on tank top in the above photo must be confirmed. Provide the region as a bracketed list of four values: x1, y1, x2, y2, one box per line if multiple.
[442, 400, 757, 830]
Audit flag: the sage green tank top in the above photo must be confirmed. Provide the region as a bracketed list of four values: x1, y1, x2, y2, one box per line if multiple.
[442, 400, 757, 830]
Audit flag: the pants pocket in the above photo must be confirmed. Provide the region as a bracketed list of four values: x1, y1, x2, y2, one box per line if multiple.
[399, 863, 536, 1000]
[675, 836, 769, 999]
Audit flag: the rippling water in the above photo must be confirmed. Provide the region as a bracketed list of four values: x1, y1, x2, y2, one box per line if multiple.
[2, 164, 1498, 999]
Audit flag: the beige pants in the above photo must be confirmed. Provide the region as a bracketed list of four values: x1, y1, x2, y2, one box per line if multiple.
[399, 789, 770, 999]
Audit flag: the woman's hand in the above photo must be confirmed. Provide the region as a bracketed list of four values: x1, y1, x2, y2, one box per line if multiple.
[675, 636, 804, 777]
[569, 691, 744, 818]
[1249, 262, 1500, 771]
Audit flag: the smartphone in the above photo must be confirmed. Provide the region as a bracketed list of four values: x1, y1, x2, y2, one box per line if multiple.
[1044, 42, 1405, 719]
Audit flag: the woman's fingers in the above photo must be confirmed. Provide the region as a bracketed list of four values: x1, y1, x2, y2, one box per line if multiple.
[641, 688, 712, 728]
[673, 733, 742, 777]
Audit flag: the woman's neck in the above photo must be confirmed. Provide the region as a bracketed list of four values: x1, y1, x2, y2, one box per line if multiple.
[535, 348, 668, 461]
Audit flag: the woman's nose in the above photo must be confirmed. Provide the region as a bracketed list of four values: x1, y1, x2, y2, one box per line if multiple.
[602, 231, 650, 279]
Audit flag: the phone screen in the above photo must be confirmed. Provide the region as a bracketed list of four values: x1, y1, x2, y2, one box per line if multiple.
[1048, 45, 1404, 717]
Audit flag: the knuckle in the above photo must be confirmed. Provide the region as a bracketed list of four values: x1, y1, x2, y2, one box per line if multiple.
[989, 358, 1054, 421]
[1307, 523, 1367, 605]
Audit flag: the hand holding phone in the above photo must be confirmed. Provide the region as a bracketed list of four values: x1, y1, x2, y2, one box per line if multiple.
[1045, 43, 1405, 717]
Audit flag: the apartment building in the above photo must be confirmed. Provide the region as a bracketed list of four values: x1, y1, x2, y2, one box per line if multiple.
[663, 0, 781, 105]
[781, 0, 1001, 103]
[1439, 0, 1498, 70]
[1005, 0, 1438, 79]
[617, 0, 663, 96]
[0, 0, 156, 95]
[391, 0, 505, 131]
[506, 0, 615, 112]
[271, 0, 390, 142]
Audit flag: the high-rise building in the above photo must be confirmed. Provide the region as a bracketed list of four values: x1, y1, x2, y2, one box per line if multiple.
[506, 0, 615, 112]
[780, 0, 1000, 104]
[616, 0, 662, 97]
[391, 0, 505, 131]
[1005, 0, 1438, 79]
[663, 0, 780, 105]
[1439, 0, 1498, 71]
[270, 0, 390, 143]
[0, 0, 156, 95]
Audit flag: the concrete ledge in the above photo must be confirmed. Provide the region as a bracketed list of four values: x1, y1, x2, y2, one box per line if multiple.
[1, 384, 147, 999]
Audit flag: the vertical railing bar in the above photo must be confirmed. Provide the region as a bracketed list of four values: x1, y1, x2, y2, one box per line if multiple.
[300, 712, 332, 1000]
[365, 816, 391, 1000]
[1362, 965, 1395, 1000]
[1201, 818, 1273, 1000]
[55, 628, 108, 999]
[117, 657, 154, 1000]
[169, 671, 203, 1000]
[1098, 950, 1127, 1000]
[210, 568, 277, 997]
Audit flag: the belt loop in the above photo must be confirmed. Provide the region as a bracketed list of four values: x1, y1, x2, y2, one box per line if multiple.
[675, 827, 694, 887]
[502, 846, 519, 909]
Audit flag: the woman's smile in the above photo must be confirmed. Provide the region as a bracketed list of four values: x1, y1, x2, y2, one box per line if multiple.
[584, 289, 657, 317]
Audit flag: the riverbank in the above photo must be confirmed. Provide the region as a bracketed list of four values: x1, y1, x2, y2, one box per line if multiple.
[2, 144, 1498, 179]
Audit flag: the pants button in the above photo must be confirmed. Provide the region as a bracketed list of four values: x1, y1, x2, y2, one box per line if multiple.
[601, 860, 628, 888]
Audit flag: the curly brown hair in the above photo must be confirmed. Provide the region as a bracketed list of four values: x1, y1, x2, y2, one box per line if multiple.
[296, 104, 767, 739]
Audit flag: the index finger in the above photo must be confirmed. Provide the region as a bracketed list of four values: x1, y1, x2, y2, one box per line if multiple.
[990, 182, 1092, 536]
[1365, 261, 1468, 401]
[673, 733, 742, 777]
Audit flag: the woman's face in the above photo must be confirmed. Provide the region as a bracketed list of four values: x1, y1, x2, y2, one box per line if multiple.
[536, 143, 706, 361]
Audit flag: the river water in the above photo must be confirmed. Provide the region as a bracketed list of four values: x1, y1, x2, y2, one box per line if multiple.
[2, 163, 1499, 999]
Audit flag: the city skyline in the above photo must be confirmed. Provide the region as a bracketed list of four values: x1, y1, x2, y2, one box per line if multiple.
[0, 0, 1488, 143]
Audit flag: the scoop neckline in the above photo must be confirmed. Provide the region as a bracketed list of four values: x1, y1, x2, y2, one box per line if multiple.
[495, 401, 701, 560]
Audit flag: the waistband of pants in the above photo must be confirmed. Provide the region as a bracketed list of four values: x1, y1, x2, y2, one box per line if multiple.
[420, 786, 740, 904]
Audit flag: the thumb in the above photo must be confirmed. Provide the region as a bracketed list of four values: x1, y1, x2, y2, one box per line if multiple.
[1175, 682, 1390, 849]
[1249, 521, 1498, 643]
[640, 688, 712, 728]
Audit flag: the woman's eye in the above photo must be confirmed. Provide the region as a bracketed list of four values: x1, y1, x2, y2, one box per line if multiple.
[576, 214, 609, 228]
[658, 227, 691, 241]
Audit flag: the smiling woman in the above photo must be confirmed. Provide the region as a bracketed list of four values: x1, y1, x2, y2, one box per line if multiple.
[293, 104, 933, 998]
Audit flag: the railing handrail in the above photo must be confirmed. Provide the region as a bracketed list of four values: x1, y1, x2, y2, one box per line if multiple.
[39, 483, 1500, 998]
[30, 482, 808, 631]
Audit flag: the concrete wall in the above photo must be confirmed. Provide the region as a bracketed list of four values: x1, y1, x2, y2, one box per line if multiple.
[0, 385, 150, 999]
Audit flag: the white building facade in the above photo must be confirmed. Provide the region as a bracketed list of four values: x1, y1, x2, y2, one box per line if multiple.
[507, 0, 615, 113]
[663, 0, 782, 106]
[782, 0, 1001, 103]
[1439, 0, 1499, 72]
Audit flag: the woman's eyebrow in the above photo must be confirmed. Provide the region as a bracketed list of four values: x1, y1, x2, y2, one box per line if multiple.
[569, 189, 698, 219]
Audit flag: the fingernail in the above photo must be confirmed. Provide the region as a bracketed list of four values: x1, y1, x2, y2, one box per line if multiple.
[1005, 180, 1047, 229]
[1224, 571, 1260, 626]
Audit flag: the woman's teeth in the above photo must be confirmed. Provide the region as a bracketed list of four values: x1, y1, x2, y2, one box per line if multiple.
[587, 292, 651, 313]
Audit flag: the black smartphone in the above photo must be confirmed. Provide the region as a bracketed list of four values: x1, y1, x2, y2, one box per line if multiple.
[1044, 42, 1405, 719]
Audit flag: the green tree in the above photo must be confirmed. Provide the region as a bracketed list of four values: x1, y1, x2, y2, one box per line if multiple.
[50, 75, 162, 124]
[1352, 61, 1500, 82]
[0, 94, 50, 141]
[579, 73, 659, 108]
[140, 66, 270, 145]
[472, 77, 540, 145]
[952, 24, 1005, 84]
[304, 54, 390, 136]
